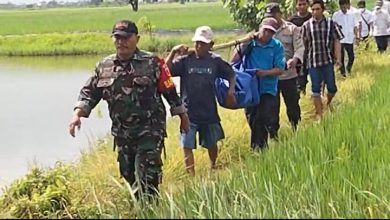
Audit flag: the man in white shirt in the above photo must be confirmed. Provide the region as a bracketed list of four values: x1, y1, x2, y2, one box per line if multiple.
[380, 0, 390, 14]
[349, 4, 363, 41]
[333, 0, 359, 76]
[358, 0, 374, 40]
[372, 1, 390, 53]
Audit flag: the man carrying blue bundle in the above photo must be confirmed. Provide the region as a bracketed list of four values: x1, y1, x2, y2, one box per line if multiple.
[232, 17, 286, 151]
[165, 26, 236, 176]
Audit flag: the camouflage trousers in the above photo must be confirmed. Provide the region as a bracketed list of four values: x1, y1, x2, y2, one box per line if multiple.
[114, 136, 163, 197]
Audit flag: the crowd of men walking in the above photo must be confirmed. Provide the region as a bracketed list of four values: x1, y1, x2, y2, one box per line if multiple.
[68, 0, 390, 199]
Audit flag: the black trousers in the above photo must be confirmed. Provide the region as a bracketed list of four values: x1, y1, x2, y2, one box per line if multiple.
[361, 35, 370, 50]
[297, 60, 309, 94]
[245, 94, 279, 150]
[375, 36, 388, 53]
[277, 77, 301, 130]
[340, 43, 355, 74]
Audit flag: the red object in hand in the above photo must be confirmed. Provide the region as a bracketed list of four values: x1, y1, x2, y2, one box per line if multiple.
[157, 58, 176, 92]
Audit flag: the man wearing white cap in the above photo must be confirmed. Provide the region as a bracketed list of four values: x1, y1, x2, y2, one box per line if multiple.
[165, 26, 236, 176]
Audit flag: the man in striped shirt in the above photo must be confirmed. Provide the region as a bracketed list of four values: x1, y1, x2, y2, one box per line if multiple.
[301, 0, 344, 121]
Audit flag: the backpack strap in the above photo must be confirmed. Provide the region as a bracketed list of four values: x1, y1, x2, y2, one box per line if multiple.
[234, 38, 255, 69]
[360, 11, 371, 33]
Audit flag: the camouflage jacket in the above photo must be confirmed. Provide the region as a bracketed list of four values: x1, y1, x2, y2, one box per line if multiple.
[74, 49, 186, 140]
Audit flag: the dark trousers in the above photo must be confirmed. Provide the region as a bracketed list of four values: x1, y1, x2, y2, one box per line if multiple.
[297, 60, 309, 94]
[115, 136, 163, 198]
[277, 77, 301, 130]
[375, 36, 388, 53]
[361, 35, 370, 50]
[340, 43, 355, 74]
[245, 94, 279, 150]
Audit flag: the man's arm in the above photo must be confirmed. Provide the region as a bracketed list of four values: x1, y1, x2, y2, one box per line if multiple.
[230, 38, 253, 63]
[256, 68, 283, 77]
[301, 24, 309, 52]
[354, 26, 359, 40]
[217, 57, 236, 107]
[356, 12, 363, 39]
[333, 21, 344, 66]
[73, 75, 102, 118]
[165, 44, 188, 76]
[256, 42, 285, 77]
[289, 25, 305, 69]
[156, 58, 189, 132]
[334, 38, 342, 65]
[69, 64, 103, 137]
[354, 13, 362, 40]
[231, 43, 247, 63]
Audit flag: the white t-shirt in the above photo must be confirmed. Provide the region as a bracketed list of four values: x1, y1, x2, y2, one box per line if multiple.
[333, 10, 358, 44]
[359, 9, 374, 38]
[349, 6, 363, 24]
[372, 8, 390, 36]
[381, 1, 390, 15]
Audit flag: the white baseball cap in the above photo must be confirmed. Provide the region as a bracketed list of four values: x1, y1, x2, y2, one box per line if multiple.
[192, 26, 214, 43]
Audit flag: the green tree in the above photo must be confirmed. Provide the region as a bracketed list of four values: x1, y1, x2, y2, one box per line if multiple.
[221, 0, 338, 32]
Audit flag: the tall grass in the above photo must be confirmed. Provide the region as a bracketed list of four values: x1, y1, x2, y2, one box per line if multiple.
[0, 2, 237, 35]
[138, 52, 390, 218]
[1, 50, 389, 218]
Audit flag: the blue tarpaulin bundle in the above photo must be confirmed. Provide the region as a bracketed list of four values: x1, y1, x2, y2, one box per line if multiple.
[215, 40, 260, 109]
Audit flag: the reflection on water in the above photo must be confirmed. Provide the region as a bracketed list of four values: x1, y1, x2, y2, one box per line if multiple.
[0, 56, 111, 191]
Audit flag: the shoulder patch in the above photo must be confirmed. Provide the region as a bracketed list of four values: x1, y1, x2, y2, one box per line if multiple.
[96, 54, 116, 78]
[139, 50, 155, 58]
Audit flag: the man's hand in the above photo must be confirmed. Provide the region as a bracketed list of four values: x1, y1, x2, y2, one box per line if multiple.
[179, 113, 190, 134]
[69, 115, 81, 137]
[171, 44, 189, 56]
[355, 37, 361, 46]
[256, 69, 266, 77]
[225, 90, 236, 107]
[287, 58, 298, 70]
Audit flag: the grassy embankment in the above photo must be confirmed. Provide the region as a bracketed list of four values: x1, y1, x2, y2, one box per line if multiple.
[1, 44, 390, 218]
[0, 2, 240, 56]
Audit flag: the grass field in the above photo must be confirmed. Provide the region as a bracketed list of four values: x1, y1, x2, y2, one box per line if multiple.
[0, 1, 378, 56]
[0, 2, 237, 35]
[0, 2, 240, 56]
[0, 32, 240, 56]
[1, 47, 389, 218]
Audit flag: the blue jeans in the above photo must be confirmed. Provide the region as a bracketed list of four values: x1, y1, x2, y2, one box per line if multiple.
[180, 122, 224, 149]
[308, 63, 337, 97]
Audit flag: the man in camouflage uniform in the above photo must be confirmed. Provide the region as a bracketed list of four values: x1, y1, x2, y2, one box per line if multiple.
[265, 3, 304, 131]
[68, 20, 190, 197]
